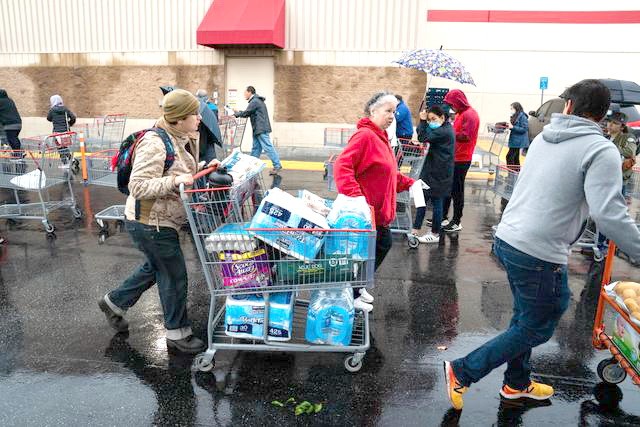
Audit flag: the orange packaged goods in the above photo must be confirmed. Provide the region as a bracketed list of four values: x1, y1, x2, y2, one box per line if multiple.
[610, 281, 640, 324]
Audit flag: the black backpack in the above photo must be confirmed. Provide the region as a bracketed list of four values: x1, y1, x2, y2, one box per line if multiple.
[113, 128, 175, 195]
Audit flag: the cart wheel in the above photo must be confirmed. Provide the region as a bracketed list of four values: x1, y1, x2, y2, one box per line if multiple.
[72, 207, 83, 219]
[344, 355, 363, 373]
[44, 222, 55, 233]
[597, 358, 627, 384]
[193, 353, 215, 372]
[98, 233, 107, 245]
[97, 221, 109, 232]
[593, 248, 604, 262]
[46, 232, 56, 240]
[407, 235, 420, 249]
[71, 159, 80, 175]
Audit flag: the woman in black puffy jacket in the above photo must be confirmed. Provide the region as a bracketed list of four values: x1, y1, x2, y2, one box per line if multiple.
[46, 94, 76, 133]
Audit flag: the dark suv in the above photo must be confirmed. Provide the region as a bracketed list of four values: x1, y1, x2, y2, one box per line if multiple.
[528, 98, 640, 142]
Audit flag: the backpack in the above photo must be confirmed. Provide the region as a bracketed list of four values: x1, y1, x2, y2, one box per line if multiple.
[112, 128, 175, 195]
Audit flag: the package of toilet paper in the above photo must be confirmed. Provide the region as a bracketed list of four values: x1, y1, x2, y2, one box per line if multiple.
[205, 223, 272, 289]
[325, 195, 372, 260]
[225, 292, 295, 341]
[220, 148, 265, 184]
[249, 188, 328, 261]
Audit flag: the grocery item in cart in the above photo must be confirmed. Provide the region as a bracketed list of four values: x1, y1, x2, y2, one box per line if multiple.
[10, 169, 46, 189]
[325, 195, 372, 260]
[275, 254, 358, 284]
[205, 223, 272, 289]
[249, 188, 328, 261]
[298, 190, 333, 217]
[220, 148, 265, 183]
[225, 291, 295, 341]
[610, 313, 640, 369]
[305, 287, 354, 346]
[606, 281, 640, 325]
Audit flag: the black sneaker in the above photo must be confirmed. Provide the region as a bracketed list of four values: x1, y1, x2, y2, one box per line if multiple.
[98, 298, 129, 333]
[166, 335, 206, 354]
[443, 222, 463, 233]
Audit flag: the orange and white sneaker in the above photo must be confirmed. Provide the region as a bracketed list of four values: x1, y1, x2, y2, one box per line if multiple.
[500, 381, 554, 400]
[443, 361, 468, 410]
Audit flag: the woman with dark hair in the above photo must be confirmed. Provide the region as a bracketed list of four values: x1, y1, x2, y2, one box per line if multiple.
[409, 105, 455, 244]
[506, 102, 529, 166]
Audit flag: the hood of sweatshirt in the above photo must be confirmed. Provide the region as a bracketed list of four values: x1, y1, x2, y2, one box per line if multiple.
[542, 113, 604, 144]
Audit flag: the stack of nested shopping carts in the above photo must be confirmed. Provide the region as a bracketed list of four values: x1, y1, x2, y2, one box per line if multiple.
[0, 133, 82, 237]
[181, 172, 375, 373]
[72, 114, 127, 151]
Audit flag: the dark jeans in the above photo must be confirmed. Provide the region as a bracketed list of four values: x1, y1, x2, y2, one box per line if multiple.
[355, 225, 392, 298]
[506, 147, 521, 166]
[108, 221, 190, 332]
[452, 238, 570, 389]
[443, 162, 471, 224]
[413, 194, 444, 234]
[5, 128, 21, 150]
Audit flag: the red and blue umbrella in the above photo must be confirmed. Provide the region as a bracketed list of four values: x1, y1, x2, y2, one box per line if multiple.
[393, 47, 476, 86]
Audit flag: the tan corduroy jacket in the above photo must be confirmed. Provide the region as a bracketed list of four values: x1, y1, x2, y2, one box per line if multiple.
[124, 129, 198, 230]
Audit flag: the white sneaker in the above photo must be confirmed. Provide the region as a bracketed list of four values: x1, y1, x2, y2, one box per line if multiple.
[441, 219, 450, 227]
[417, 232, 440, 244]
[444, 222, 463, 233]
[358, 288, 374, 303]
[354, 297, 373, 313]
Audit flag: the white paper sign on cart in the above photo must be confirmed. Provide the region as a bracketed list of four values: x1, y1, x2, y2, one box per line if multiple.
[410, 179, 430, 208]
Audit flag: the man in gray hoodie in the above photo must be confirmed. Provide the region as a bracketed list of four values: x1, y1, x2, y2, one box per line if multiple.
[443, 79, 640, 410]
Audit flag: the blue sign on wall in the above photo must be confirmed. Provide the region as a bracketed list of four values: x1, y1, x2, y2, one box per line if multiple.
[540, 77, 549, 90]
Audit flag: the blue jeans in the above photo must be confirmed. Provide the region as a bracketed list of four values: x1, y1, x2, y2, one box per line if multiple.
[108, 221, 191, 338]
[452, 238, 570, 389]
[251, 132, 281, 168]
[413, 194, 444, 234]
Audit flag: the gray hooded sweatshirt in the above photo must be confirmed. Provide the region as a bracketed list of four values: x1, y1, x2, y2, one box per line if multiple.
[496, 113, 640, 264]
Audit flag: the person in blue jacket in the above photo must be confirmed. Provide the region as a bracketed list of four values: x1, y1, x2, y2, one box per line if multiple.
[506, 102, 529, 166]
[395, 95, 414, 141]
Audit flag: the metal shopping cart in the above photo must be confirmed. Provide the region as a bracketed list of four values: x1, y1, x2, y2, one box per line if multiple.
[492, 164, 520, 200]
[84, 149, 125, 243]
[322, 127, 357, 182]
[392, 140, 428, 234]
[476, 124, 510, 174]
[218, 116, 249, 157]
[0, 144, 82, 236]
[182, 169, 374, 373]
[21, 131, 80, 175]
[625, 167, 640, 199]
[591, 242, 640, 387]
[72, 113, 127, 151]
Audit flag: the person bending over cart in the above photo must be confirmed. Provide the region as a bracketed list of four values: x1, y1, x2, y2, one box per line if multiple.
[334, 92, 414, 312]
[98, 89, 220, 354]
[443, 79, 640, 410]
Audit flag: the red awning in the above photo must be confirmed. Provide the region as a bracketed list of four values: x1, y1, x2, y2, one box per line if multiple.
[197, 0, 285, 48]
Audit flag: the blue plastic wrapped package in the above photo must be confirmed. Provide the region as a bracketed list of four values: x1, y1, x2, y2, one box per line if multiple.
[225, 292, 295, 341]
[305, 286, 354, 346]
[249, 188, 328, 261]
[325, 194, 372, 260]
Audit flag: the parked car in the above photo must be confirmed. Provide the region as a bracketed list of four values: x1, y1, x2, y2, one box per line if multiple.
[528, 98, 640, 142]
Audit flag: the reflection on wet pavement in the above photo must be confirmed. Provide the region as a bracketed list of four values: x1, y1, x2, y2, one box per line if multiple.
[0, 172, 639, 426]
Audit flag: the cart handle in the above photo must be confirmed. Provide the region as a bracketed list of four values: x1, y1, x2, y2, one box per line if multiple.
[193, 166, 218, 181]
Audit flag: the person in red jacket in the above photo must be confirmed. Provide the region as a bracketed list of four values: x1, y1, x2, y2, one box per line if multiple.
[441, 89, 480, 233]
[334, 92, 415, 311]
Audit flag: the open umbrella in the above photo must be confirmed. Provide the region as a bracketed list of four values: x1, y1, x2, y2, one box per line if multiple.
[599, 79, 640, 105]
[393, 46, 475, 109]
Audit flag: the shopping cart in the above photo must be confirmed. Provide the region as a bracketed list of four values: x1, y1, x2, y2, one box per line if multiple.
[325, 154, 337, 192]
[182, 169, 373, 373]
[20, 131, 80, 175]
[218, 116, 249, 157]
[84, 149, 125, 243]
[72, 113, 127, 151]
[393, 140, 427, 234]
[492, 164, 520, 200]
[592, 241, 640, 387]
[0, 144, 82, 236]
[625, 167, 640, 199]
[475, 124, 510, 174]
